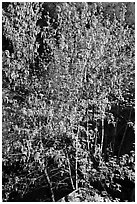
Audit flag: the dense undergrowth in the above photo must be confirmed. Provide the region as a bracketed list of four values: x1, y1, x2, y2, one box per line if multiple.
[2, 2, 135, 202]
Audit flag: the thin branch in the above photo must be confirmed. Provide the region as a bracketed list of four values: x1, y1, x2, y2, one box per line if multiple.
[118, 107, 132, 157]
[75, 125, 80, 190]
[44, 168, 55, 202]
[66, 150, 75, 190]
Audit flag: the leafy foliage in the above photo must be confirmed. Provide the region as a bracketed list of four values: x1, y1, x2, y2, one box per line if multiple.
[2, 2, 135, 202]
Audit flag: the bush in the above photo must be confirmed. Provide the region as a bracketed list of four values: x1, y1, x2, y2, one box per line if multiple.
[2, 2, 135, 202]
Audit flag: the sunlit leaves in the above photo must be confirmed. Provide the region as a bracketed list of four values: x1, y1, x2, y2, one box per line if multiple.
[2, 2, 135, 201]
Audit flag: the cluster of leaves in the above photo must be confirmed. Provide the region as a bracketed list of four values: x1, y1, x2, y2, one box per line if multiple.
[2, 2, 134, 202]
